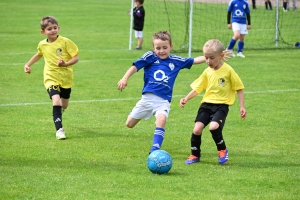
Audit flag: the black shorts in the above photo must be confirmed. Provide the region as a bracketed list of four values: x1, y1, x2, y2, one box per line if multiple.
[195, 103, 229, 130]
[47, 85, 71, 99]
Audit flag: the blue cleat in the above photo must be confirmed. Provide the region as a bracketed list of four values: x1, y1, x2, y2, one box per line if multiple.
[218, 149, 228, 164]
[185, 155, 200, 164]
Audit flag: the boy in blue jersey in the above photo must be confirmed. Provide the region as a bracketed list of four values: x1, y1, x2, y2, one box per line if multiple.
[227, 0, 251, 58]
[118, 30, 230, 154]
[180, 39, 246, 165]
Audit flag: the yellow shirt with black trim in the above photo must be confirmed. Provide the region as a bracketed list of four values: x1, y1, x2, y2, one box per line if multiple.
[37, 35, 78, 89]
[191, 63, 244, 105]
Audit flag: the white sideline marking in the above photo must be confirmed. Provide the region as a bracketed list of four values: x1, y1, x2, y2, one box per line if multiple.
[0, 89, 298, 107]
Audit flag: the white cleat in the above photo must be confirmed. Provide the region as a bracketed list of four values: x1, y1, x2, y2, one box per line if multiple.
[56, 128, 66, 140]
[237, 52, 245, 58]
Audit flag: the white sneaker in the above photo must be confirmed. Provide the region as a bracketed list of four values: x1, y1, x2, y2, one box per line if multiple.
[56, 128, 66, 140]
[237, 52, 245, 58]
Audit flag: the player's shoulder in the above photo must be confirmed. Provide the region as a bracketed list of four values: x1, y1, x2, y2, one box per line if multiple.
[140, 51, 155, 60]
[169, 54, 188, 62]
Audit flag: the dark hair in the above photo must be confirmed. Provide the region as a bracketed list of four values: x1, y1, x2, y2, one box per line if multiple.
[40, 16, 58, 30]
[152, 30, 172, 45]
[135, 0, 144, 4]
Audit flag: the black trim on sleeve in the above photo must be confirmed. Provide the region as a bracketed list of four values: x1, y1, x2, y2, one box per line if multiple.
[227, 12, 231, 24]
[246, 13, 251, 25]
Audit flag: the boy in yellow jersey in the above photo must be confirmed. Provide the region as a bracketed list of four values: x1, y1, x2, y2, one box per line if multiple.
[24, 16, 79, 140]
[180, 39, 246, 165]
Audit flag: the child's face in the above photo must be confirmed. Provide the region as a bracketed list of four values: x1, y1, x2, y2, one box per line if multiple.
[203, 47, 224, 69]
[134, 1, 141, 7]
[153, 39, 173, 60]
[41, 23, 60, 42]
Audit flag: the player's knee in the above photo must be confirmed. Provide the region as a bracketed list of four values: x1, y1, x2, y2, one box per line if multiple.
[209, 121, 220, 131]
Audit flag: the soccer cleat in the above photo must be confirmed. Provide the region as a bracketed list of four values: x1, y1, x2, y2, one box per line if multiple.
[218, 149, 228, 164]
[185, 155, 200, 164]
[56, 128, 66, 140]
[237, 52, 245, 58]
[134, 47, 142, 50]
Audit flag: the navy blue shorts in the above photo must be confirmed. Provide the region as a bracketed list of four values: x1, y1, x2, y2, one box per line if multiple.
[47, 85, 71, 99]
[195, 103, 229, 130]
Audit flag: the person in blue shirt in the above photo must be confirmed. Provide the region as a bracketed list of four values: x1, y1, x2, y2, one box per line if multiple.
[226, 0, 251, 58]
[117, 30, 230, 154]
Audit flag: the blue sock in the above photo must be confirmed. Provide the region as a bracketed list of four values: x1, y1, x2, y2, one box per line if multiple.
[150, 127, 165, 153]
[227, 39, 236, 50]
[238, 41, 244, 53]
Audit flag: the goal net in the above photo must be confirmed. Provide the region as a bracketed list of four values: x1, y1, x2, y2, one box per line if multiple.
[129, 0, 299, 53]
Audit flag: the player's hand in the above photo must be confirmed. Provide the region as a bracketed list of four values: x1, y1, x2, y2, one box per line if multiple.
[24, 65, 31, 74]
[227, 24, 232, 29]
[240, 108, 247, 119]
[117, 79, 128, 91]
[180, 98, 187, 108]
[57, 59, 66, 67]
[222, 49, 232, 62]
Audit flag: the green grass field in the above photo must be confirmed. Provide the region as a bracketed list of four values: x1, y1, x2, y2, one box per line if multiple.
[0, 0, 299, 199]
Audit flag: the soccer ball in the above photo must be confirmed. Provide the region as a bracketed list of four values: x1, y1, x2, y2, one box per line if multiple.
[147, 150, 172, 174]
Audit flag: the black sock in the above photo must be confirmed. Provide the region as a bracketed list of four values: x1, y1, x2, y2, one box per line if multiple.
[191, 133, 201, 157]
[283, 2, 287, 9]
[265, 2, 268, 9]
[53, 105, 62, 131]
[210, 129, 226, 151]
[268, 2, 272, 9]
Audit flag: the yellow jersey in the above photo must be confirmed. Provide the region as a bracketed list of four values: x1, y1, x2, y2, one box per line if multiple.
[37, 35, 78, 89]
[191, 63, 244, 105]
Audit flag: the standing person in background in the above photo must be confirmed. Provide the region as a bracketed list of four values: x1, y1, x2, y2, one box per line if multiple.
[24, 16, 79, 140]
[265, 0, 273, 10]
[133, 0, 145, 50]
[252, 0, 256, 9]
[283, 0, 297, 12]
[226, 0, 251, 58]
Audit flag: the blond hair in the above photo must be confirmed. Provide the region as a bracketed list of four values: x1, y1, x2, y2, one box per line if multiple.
[203, 39, 224, 54]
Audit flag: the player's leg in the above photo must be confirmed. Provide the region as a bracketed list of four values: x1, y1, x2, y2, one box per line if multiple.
[252, 0, 256, 9]
[292, 0, 296, 11]
[185, 105, 210, 164]
[283, 0, 288, 11]
[237, 24, 248, 58]
[134, 31, 143, 50]
[47, 85, 65, 140]
[126, 94, 153, 128]
[227, 23, 240, 57]
[137, 31, 143, 49]
[149, 98, 170, 153]
[265, 0, 269, 10]
[60, 88, 71, 112]
[209, 104, 229, 164]
[268, 0, 273, 10]
[126, 116, 141, 128]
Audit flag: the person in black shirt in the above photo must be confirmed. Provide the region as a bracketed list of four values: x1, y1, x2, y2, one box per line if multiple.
[133, 0, 145, 50]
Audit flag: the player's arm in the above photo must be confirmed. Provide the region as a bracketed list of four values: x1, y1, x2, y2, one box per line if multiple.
[246, 13, 251, 30]
[117, 66, 138, 91]
[24, 53, 42, 74]
[180, 90, 198, 108]
[193, 56, 206, 64]
[227, 11, 232, 29]
[237, 89, 247, 119]
[58, 55, 79, 67]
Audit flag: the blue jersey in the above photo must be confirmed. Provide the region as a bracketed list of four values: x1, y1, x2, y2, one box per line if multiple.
[133, 51, 194, 102]
[228, 0, 250, 24]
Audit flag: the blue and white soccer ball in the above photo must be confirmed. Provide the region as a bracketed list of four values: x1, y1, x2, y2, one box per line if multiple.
[147, 150, 172, 174]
